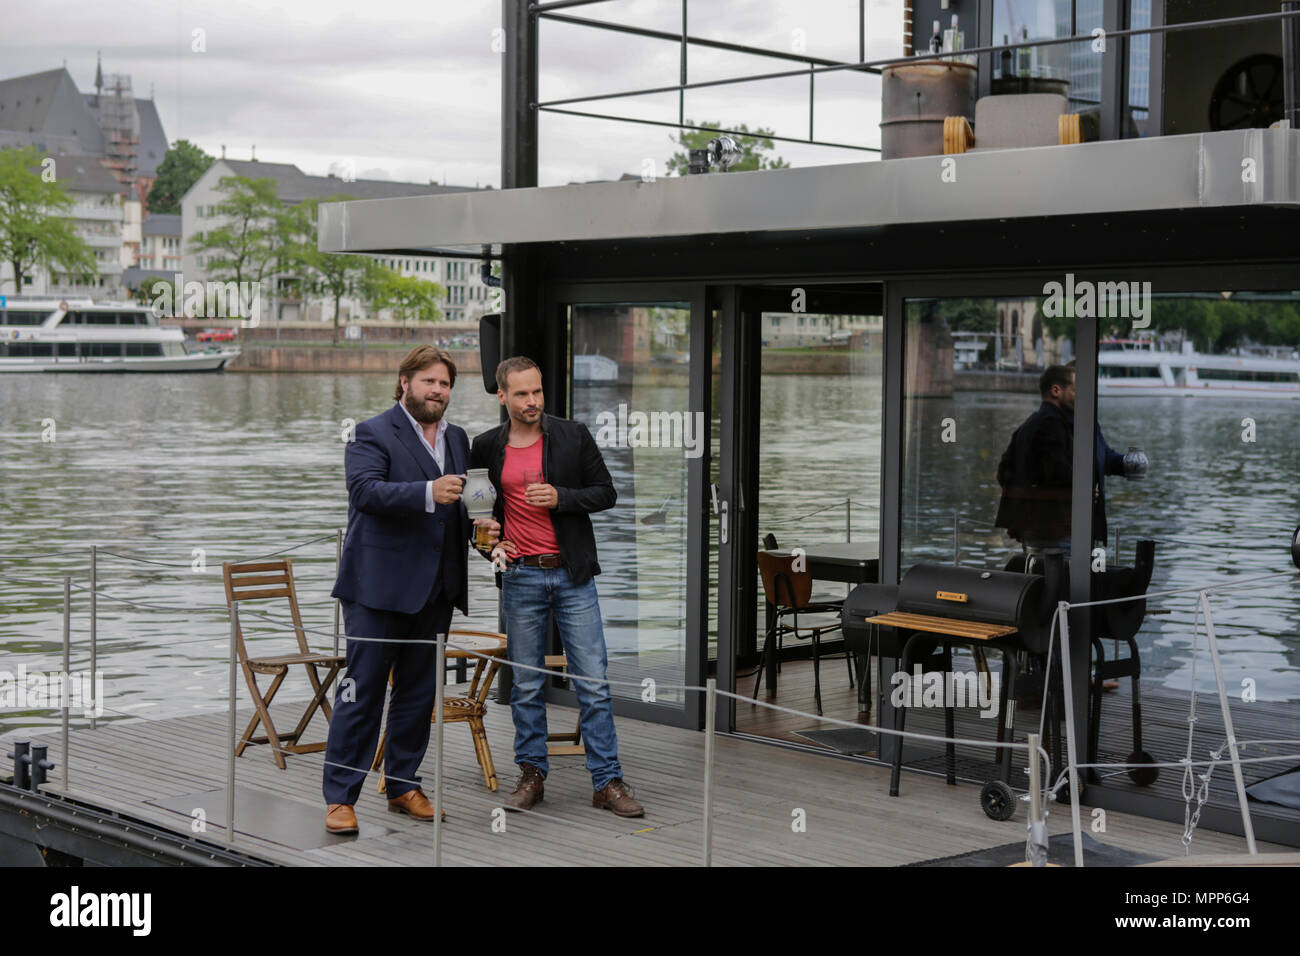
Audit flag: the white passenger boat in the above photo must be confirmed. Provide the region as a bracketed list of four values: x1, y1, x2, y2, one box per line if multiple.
[0, 297, 238, 372]
[1098, 338, 1300, 398]
[572, 353, 619, 383]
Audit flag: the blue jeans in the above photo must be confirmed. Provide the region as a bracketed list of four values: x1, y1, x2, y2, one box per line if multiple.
[500, 564, 623, 790]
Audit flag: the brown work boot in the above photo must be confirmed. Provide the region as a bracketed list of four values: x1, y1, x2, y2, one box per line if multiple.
[325, 803, 358, 834]
[387, 788, 444, 821]
[592, 779, 644, 818]
[503, 763, 545, 812]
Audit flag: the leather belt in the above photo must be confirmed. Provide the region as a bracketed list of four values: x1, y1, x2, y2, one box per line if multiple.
[519, 553, 565, 569]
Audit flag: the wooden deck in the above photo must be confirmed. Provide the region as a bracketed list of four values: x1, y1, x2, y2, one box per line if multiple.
[737, 656, 1300, 837]
[1, 671, 1291, 866]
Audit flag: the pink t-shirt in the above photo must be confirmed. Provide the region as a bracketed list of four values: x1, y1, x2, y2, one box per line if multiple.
[502, 439, 560, 556]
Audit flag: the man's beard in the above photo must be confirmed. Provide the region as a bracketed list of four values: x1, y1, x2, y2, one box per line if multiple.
[405, 391, 446, 424]
[513, 403, 542, 425]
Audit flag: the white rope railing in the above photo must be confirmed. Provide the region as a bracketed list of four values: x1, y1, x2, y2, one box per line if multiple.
[5, 547, 1300, 866]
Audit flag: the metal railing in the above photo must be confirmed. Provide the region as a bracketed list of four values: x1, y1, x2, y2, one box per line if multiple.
[526, 3, 1300, 154]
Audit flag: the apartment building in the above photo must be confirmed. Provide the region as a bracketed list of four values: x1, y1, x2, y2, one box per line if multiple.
[183, 158, 487, 323]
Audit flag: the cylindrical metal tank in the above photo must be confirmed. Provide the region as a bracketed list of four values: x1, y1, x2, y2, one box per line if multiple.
[880, 59, 977, 159]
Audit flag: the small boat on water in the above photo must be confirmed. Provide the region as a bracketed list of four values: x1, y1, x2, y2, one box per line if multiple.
[1099, 338, 1300, 398]
[572, 353, 618, 383]
[0, 297, 239, 372]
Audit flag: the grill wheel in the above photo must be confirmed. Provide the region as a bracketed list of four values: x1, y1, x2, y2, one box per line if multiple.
[980, 779, 1017, 821]
[1127, 749, 1160, 786]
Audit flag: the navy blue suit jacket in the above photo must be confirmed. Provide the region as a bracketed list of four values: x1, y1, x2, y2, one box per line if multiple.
[331, 403, 471, 616]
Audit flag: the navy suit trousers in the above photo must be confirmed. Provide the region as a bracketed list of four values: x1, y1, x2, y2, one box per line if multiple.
[322, 590, 454, 805]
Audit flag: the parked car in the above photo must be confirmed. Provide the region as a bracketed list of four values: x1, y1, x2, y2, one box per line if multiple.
[196, 329, 237, 343]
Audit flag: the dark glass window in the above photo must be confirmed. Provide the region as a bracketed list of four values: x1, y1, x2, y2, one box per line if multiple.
[124, 342, 164, 357]
[0, 310, 49, 325]
[8, 343, 54, 357]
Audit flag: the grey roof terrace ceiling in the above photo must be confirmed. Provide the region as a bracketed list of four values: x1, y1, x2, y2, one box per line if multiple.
[318, 128, 1300, 255]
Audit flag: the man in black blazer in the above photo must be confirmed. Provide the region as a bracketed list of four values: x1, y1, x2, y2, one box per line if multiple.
[470, 356, 644, 818]
[323, 346, 497, 834]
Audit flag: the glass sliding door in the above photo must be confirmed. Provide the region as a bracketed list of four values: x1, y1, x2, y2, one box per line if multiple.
[723, 284, 885, 744]
[563, 299, 702, 724]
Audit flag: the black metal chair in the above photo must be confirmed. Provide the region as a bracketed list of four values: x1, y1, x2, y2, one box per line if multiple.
[754, 549, 853, 716]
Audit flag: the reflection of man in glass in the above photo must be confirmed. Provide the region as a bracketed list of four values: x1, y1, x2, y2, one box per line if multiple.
[995, 365, 1078, 556]
[995, 365, 1142, 557]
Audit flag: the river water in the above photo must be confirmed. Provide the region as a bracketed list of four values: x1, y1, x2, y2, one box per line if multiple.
[1, 372, 1297, 736]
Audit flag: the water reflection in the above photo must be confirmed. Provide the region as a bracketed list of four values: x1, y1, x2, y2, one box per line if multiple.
[904, 390, 1300, 700]
[0, 371, 505, 735]
[4, 370, 1298, 738]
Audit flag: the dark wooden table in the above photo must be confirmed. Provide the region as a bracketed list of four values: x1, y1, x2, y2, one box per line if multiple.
[761, 543, 879, 696]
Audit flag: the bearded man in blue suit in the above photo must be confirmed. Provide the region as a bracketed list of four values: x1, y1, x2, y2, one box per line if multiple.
[323, 346, 498, 834]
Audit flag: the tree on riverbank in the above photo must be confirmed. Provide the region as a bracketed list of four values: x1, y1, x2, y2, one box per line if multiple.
[363, 268, 445, 324]
[1040, 295, 1300, 353]
[288, 196, 418, 344]
[146, 141, 214, 215]
[0, 146, 98, 293]
[187, 175, 285, 318]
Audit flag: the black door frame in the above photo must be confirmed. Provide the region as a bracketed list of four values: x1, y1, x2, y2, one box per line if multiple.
[541, 280, 708, 730]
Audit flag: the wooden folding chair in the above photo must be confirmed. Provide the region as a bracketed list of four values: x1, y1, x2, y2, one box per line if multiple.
[222, 559, 344, 770]
[544, 654, 585, 757]
[372, 628, 508, 792]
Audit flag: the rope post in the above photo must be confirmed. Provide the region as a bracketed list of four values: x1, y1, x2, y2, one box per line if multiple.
[953, 509, 959, 565]
[1198, 590, 1257, 854]
[845, 497, 851, 543]
[433, 631, 446, 867]
[226, 604, 238, 844]
[61, 575, 70, 792]
[703, 678, 716, 867]
[90, 544, 97, 730]
[1055, 602, 1085, 868]
[1027, 733, 1047, 867]
[333, 529, 343, 657]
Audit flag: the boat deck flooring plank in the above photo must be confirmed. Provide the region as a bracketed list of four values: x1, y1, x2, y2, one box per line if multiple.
[2, 672, 1291, 866]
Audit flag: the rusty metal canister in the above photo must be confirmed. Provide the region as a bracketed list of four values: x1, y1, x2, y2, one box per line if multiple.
[880, 59, 977, 159]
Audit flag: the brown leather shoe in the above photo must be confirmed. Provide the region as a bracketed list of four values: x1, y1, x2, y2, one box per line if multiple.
[592, 779, 644, 818]
[325, 803, 358, 834]
[387, 788, 445, 822]
[503, 763, 545, 812]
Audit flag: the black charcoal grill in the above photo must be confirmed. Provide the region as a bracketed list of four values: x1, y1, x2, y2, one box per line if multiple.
[842, 553, 1067, 820]
[843, 542, 1158, 820]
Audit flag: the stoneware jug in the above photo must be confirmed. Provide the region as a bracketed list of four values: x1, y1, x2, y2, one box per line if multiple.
[462, 468, 497, 519]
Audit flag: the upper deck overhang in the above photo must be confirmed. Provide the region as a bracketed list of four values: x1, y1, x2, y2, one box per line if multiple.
[319, 128, 1300, 257]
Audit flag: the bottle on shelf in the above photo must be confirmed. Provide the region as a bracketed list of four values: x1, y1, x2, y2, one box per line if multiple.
[930, 19, 943, 55]
[944, 13, 963, 55]
[1000, 33, 1013, 78]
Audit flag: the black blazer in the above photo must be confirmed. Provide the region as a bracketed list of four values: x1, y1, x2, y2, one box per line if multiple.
[470, 413, 616, 585]
[332, 403, 472, 615]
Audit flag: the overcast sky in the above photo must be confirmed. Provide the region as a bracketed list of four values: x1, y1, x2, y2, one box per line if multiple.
[8, 0, 905, 188]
